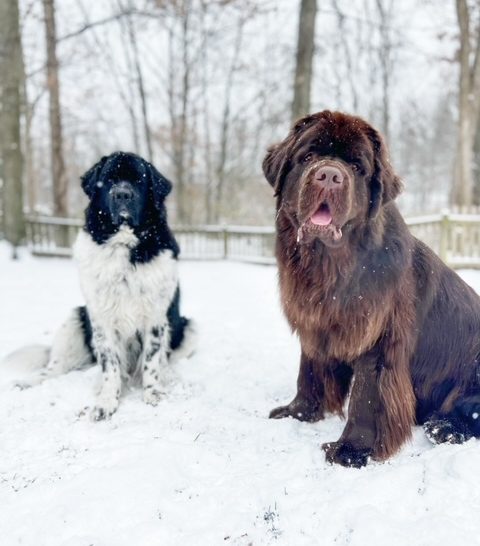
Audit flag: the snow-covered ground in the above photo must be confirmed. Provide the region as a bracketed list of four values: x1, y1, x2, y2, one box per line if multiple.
[1, 244, 480, 546]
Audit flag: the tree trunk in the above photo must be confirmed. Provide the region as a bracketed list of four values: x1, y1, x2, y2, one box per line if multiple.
[473, 123, 480, 205]
[375, 0, 392, 143]
[0, 0, 25, 255]
[291, 0, 317, 123]
[331, 0, 359, 112]
[470, 10, 480, 204]
[168, 3, 191, 225]
[200, 0, 214, 223]
[43, 0, 68, 217]
[214, 14, 245, 223]
[122, 0, 153, 162]
[453, 0, 480, 207]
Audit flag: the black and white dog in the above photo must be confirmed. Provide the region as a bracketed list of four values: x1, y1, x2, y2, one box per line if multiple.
[21, 152, 195, 419]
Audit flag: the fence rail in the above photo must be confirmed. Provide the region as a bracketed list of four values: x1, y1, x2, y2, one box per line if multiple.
[25, 215, 277, 264]
[23, 211, 480, 268]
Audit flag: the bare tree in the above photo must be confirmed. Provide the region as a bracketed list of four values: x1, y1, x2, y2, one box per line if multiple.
[43, 0, 68, 216]
[199, 0, 214, 223]
[0, 0, 25, 256]
[292, 0, 317, 122]
[119, 0, 153, 161]
[214, 12, 246, 222]
[453, 0, 480, 206]
[23, 89, 44, 213]
[75, 0, 141, 153]
[331, 0, 359, 112]
[167, 1, 192, 224]
[374, 0, 394, 143]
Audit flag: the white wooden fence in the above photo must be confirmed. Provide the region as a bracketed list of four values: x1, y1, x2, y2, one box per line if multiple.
[25, 216, 277, 264]
[405, 209, 480, 268]
[23, 210, 480, 268]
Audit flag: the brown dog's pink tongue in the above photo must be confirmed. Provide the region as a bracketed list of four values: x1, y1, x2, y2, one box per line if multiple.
[310, 206, 332, 226]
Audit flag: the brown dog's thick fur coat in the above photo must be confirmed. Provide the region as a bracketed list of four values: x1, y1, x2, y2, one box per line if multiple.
[264, 110, 480, 467]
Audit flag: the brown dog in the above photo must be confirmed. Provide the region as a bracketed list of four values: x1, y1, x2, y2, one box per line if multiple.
[263, 110, 480, 467]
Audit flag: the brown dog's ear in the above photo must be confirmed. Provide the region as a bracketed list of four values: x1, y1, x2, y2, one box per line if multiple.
[262, 133, 298, 195]
[262, 142, 294, 196]
[263, 114, 317, 195]
[262, 143, 285, 190]
[368, 128, 403, 218]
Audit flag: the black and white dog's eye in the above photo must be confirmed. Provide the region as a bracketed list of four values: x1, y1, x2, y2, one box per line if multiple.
[302, 152, 314, 164]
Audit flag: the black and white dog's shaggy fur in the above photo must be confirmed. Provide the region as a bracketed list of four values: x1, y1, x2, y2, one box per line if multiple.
[24, 152, 195, 419]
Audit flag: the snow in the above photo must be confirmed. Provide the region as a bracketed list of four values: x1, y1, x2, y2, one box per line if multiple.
[1, 243, 480, 545]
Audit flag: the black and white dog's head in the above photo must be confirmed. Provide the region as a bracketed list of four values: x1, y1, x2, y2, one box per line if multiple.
[81, 152, 179, 263]
[81, 151, 172, 229]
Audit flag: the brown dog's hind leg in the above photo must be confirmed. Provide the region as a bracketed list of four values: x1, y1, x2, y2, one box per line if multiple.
[424, 392, 480, 444]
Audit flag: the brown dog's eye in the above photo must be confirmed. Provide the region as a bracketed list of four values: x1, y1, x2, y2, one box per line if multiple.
[302, 152, 314, 164]
[352, 163, 365, 175]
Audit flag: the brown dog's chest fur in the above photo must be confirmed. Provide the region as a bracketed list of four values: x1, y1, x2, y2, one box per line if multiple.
[280, 264, 393, 362]
[277, 217, 414, 364]
[281, 278, 392, 362]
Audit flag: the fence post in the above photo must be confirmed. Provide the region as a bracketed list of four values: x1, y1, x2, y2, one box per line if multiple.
[223, 226, 228, 259]
[439, 209, 450, 264]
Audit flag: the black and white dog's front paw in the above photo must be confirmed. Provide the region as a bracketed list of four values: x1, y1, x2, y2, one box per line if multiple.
[143, 386, 163, 406]
[90, 396, 120, 421]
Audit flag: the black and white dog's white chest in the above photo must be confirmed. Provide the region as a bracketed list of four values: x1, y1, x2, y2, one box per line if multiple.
[74, 226, 178, 337]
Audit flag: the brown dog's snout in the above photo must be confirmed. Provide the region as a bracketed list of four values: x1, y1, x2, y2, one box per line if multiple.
[314, 164, 344, 189]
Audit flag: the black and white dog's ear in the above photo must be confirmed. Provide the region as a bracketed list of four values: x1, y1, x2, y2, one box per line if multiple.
[81, 156, 108, 197]
[147, 162, 172, 208]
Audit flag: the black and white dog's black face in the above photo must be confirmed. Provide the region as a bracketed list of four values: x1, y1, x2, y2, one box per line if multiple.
[81, 151, 172, 232]
[105, 177, 148, 227]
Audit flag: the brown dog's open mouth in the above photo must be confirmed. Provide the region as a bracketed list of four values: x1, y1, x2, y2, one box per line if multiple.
[297, 202, 343, 244]
[310, 202, 332, 226]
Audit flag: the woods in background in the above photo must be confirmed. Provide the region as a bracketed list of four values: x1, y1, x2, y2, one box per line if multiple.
[1, 0, 480, 251]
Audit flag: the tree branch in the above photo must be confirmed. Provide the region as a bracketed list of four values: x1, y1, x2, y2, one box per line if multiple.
[58, 9, 159, 42]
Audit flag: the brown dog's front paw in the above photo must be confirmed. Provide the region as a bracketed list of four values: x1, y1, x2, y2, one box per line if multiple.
[269, 397, 323, 422]
[322, 441, 372, 468]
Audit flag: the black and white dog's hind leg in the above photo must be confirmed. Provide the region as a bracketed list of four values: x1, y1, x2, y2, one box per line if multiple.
[90, 325, 124, 421]
[43, 306, 93, 379]
[8, 307, 93, 389]
[141, 322, 170, 406]
[167, 287, 197, 364]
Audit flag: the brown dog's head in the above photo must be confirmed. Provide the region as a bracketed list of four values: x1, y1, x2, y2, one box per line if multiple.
[262, 111, 402, 247]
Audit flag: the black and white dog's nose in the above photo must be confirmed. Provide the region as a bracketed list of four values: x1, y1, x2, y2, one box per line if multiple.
[111, 183, 134, 202]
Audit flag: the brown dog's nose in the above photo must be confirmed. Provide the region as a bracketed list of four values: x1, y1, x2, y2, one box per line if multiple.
[314, 165, 344, 188]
